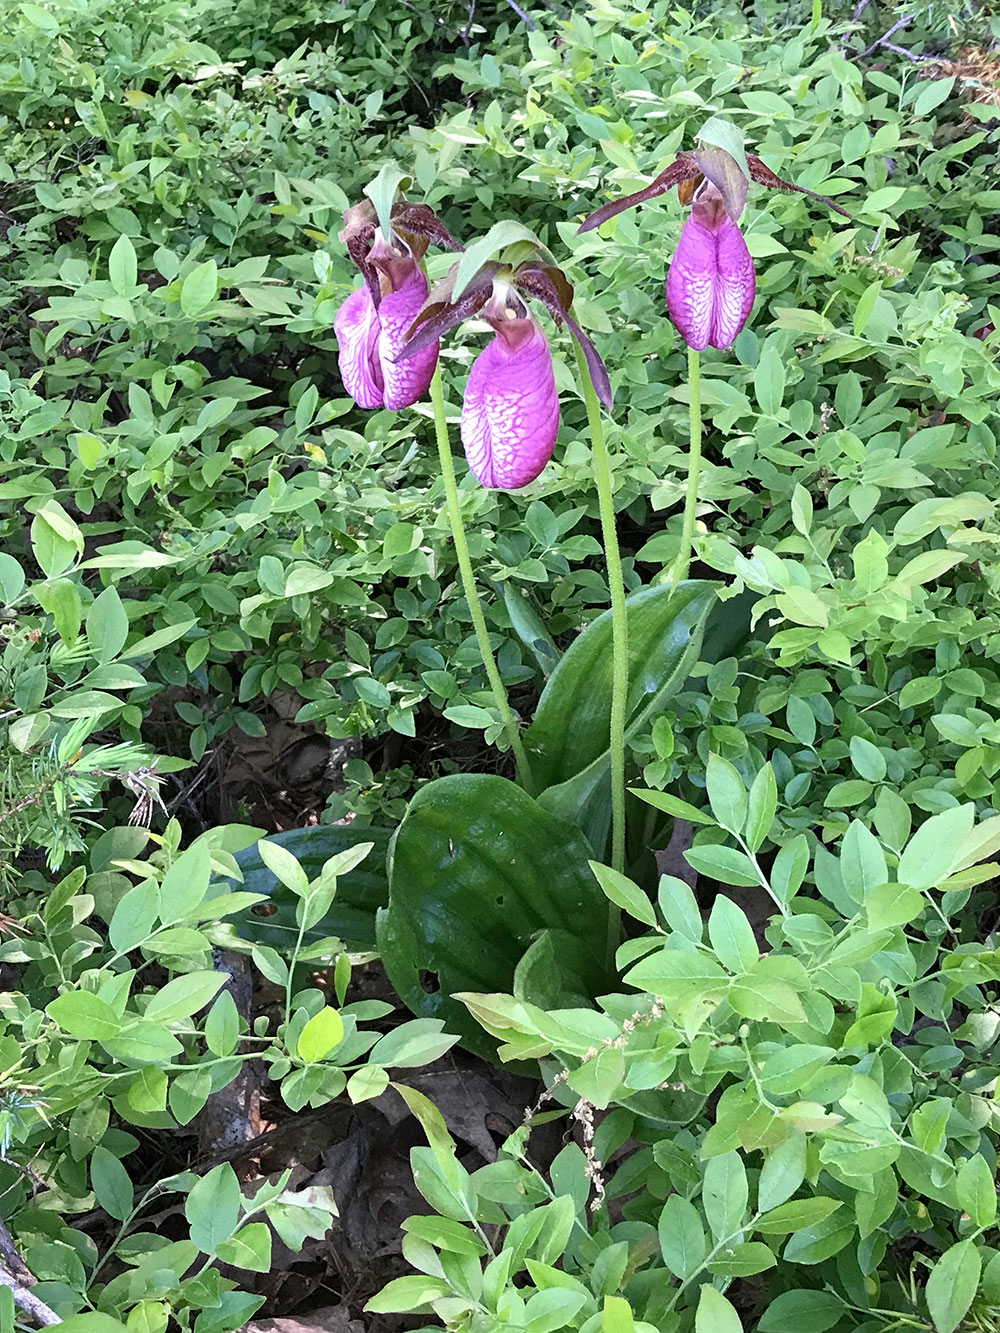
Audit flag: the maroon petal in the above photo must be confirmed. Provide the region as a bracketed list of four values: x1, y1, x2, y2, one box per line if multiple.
[747, 155, 852, 219]
[377, 267, 439, 409]
[461, 318, 560, 490]
[577, 155, 702, 233]
[665, 198, 756, 351]
[397, 261, 500, 362]
[334, 284, 385, 408]
[515, 266, 613, 410]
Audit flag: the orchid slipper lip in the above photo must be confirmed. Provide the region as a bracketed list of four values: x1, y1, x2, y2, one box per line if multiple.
[461, 312, 560, 490]
[666, 187, 756, 351]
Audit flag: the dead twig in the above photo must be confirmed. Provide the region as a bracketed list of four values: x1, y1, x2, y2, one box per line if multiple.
[461, 0, 476, 46]
[197, 950, 262, 1171]
[503, 0, 536, 30]
[858, 12, 912, 56]
[0, 1268, 60, 1326]
[839, 0, 874, 49]
[0, 1217, 32, 1284]
[0, 1216, 59, 1326]
[853, 13, 929, 63]
[880, 41, 927, 62]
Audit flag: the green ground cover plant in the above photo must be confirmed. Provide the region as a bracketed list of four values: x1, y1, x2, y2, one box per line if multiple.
[2, 0, 1000, 1328]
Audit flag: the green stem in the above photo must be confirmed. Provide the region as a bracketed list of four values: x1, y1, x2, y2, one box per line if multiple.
[670, 346, 702, 588]
[574, 344, 628, 960]
[429, 364, 534, 792]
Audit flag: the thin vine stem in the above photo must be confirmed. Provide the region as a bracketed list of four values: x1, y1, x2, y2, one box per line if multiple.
[429, 364, 534, 792]
[574, 344, 628, 963]
[670, 346, 702, 589]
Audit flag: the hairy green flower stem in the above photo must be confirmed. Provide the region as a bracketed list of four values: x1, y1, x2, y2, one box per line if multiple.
[670, 347, 702, 588]
[574, 344, 628, 968]
[429, 365, 534, 792]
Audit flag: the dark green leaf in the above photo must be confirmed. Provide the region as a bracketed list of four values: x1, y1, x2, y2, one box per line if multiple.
[91, 1147, 134, 1222]
[706, 753, 747, 835]
[185, 1163, 241, 1255]
[746, 764, 778, 852]
[926, 1240, 981, 1333]
[706, 1242, 777, 1277]
[48, 991, 122, 1040]
[377, 775, 607, 1057]
[685, 844, 760, 888]
[180, 259, 218, 317]
[527, 582, 717, 850]
[590, 861, 657, 927]
[708, 896, 758, 974]
[758, 1290, 846, 1333]
[694, 1285, 742, 1333]
[702, 1150, 748, 1240]
[658, 1194, 705, 1279]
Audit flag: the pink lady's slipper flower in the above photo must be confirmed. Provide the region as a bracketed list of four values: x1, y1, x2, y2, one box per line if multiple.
[579, 141, 850, 351]
[665, 182, 756, 351]
[335, 234, 437, 409]
[461, 289, 560, 489]
[397, 256, 612, 491]
[335, 200, 461, 410]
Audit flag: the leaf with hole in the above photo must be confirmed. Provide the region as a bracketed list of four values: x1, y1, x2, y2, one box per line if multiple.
[377, 775, 607, 1057]
[226, 825, 390, 952]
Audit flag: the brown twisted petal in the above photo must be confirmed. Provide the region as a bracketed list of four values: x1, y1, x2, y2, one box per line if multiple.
[339, 200, 465, 305]
[515, 265, 613, 410]
[747, 155, 853, 219]
[396, 262, 502, 361]
[577, 154, 703, 233]
[394, 203, 464, 253]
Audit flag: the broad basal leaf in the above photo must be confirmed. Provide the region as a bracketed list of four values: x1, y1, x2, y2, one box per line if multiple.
[377, 774, 607, 1058]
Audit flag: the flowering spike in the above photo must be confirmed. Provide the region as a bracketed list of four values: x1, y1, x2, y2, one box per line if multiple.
[578, 149, 852, 234]
[666, 189, 756, 351]
[461, 312, 560, 490]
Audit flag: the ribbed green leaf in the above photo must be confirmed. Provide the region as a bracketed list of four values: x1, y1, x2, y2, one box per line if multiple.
[377, 775, 607, 1057]
[526, 582, 717, 850]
